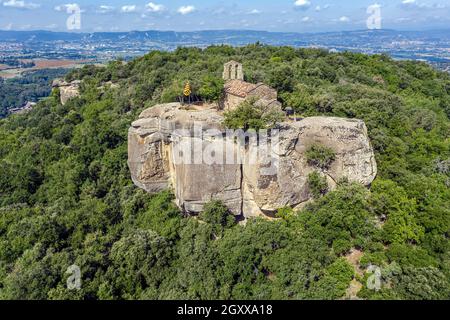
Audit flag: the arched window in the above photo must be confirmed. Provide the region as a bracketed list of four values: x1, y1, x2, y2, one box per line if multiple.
[228, 65, 232, 79]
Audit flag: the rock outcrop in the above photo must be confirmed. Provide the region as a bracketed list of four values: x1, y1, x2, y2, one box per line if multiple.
[242, 117, 377, 217]
[52, 79, 81, 105]
[128, 103, 377, 219]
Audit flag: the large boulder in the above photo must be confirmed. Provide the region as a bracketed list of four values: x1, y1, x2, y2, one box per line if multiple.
[128, 103, 243, 213]
[52, 79, 81, 105]
[128, 103, 378, 219]
[242, 117, 377, 217]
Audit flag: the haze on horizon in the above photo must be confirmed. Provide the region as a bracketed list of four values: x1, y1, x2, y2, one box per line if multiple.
[0, 0, 449, 33]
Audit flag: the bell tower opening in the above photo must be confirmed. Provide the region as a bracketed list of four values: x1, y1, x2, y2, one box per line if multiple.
[223, 61, 244, 81]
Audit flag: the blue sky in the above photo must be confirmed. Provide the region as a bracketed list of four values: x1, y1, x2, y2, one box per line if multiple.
[0, 0, 449, 32]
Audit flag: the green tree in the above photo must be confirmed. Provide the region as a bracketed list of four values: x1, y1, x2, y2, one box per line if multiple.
[306, 144, 336, 170]
[223, 98, 284, 131]
[105, 229, 172, 299]
[199, 200, 235, 238]
[198, 75, 224, 102]
[310, 258, 354, 300]
[308, 171, 329, 199]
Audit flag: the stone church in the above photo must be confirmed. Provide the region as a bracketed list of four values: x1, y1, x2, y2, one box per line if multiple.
[221, 61, 282, 111]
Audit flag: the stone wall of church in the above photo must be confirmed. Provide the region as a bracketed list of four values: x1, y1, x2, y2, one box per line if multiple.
[223, 93, 245, 111]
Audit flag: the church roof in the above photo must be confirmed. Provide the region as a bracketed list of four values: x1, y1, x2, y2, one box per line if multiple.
[224, 80, 257, 98]
[224, 80, 276, 99]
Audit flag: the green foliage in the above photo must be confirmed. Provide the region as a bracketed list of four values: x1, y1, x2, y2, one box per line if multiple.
[332, 239, 353, 256]
[393, 266, 450, 300]
[198, 75, 224, 102]
[306, 144, 337, 170]
[307, 171, 329, 198]
[105, 229, 172, 299]
[223, 97, 285, 131]
[281, 84, 313, 114]
[370, 179, 425, 244]
[310, 258, 354, 300]
[268, 65, 295, 92]
[276, 206, 294, 220]
[360, 251, 388, 269]
[295, 183, 377, 250]
[0, 69, 68, 117]
[199, 200, 235, 238]
[386, 243, 438, 268]
[0, 45, 448, 300]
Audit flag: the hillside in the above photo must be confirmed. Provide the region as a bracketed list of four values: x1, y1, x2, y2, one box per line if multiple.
[0, 69, 69, 118]
[0, 45, 449, 300]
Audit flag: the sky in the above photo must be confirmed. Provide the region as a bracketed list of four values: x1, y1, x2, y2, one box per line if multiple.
[0, 0, 449, 32]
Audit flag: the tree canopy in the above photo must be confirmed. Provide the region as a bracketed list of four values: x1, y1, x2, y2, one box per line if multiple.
[0, 45, 448, 300]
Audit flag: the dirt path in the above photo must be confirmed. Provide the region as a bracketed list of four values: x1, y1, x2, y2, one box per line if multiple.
[344, 248, 365, 299]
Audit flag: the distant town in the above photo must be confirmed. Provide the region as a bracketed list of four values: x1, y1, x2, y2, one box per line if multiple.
[0, 29, 449, 76]
[0, 28, 449, 117]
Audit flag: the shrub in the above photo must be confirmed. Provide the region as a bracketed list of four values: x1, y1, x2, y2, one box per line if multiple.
[306, 144, 336, 170]
[310, 258, 355, 299]
[199, 200, 235, 237]
[360, 252, 388, 269]
[223, 97, 284, 131]
[308, 171, 329, 198]
[276, 206, 294, 220]
[198, 75, 224, 102]
[332, 239, 352, 255]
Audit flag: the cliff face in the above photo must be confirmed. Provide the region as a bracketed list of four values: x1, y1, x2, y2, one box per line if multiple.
[128, 103, 377, 218]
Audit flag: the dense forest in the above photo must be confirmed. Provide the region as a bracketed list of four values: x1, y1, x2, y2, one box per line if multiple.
[0, 69, 68, 117]
[0, 45, 448, 300]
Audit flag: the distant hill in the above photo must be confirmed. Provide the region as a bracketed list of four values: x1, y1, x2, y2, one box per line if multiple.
[1, 28, 449, 45]
[1, 29, 449, 66]
[0, 68, 69, 118]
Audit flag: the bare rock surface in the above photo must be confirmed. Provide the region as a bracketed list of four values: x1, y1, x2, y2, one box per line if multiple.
[52, 79, 81, 105]
[243, 117, 378, 216]
[128, 103, 377, 218]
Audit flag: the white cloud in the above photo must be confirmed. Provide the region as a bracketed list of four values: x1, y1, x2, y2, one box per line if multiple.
[294, 0, 311, 10]
[146, 2, 164, 12]
[177, 5, 195, 15]
[302, 16, 311, 22]
[54, 3, 80, 12]
[400, 0, 446, 10]
[3, 0, 40, 9]
[315, 4, 330, 12]
[249, 9, 261, 15]
[121, 5, 137, 13]
[396, 17, 412, 23]
[339, 16, 350, 22]
[97, 5, 115, 14]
